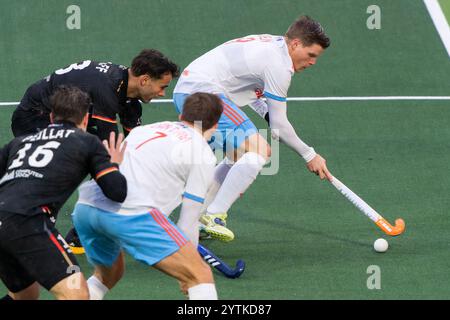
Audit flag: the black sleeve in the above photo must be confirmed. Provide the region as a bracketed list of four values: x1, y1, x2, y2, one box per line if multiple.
[95, 119, 119, 142]
[87, 136, 127, 202]
[119, 99, 142, 136]
[96, 166, 128, 203]
[90, 86, 120, 141]
[0, 142, 12, 178]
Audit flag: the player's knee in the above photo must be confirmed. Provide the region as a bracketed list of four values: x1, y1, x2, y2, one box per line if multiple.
[193, 260, 215, 284]
[244, 134, 271, 160]
[9, 283, 40, 300]
[252, 142, 271, 160]
[181, 259, 215, 287]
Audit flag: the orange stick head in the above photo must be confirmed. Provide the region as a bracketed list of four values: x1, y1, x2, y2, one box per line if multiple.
[375, 218, 406, 236]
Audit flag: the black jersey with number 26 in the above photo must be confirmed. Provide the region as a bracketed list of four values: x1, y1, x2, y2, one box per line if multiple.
[0, 122, 120, 217]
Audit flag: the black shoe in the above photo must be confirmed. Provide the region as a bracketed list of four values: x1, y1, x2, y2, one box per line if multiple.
[65, 228, 85, 254]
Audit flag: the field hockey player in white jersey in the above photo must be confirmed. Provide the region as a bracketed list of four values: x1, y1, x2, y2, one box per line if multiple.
[72, 92, 223, 300]
[173, 16, 333, 242]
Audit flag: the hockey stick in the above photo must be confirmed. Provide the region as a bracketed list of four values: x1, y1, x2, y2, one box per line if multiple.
[197, 244, 245, 279]
[331, 176, 405, 236]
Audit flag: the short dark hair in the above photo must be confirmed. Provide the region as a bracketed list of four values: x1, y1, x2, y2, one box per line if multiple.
[131, 49, 180, 79]
[181, 93, 223, 132]
[285, 15, 330, 48]
[50, 85, 91, 125]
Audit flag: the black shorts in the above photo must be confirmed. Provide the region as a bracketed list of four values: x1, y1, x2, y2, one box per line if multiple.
[11, 106, 51, 137]
[0, 212, 80, 292]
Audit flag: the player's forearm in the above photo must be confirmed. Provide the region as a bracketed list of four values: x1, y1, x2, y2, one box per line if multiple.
[96, 168, 128, 202]
[274, 123, 316, 162]
[267, 101, 316, 162]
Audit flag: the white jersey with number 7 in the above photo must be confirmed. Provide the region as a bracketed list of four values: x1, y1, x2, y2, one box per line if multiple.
[77, 121, 216, 216]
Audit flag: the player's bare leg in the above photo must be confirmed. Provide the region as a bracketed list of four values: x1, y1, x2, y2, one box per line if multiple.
[86, 244, 217, 299]
[50, 272, 89, 300]
[153, 242, 217, 300]
[93, 251, 125, 288]
[85, 251, 125, 300]
[5, 282, 40, 300]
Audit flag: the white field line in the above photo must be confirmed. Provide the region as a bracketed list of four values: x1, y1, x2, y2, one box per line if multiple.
[1, 96, 450, 107]
[424, 0, 450, 58]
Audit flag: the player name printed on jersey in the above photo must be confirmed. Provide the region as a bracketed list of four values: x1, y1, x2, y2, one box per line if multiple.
[0, 127, 76, 185]
[22, 127, 75, 142]
[0, 169, 43, 185]
[143, 122, 216, 166]
[150, 122, 191, 141]
[168, 124, 216, 166]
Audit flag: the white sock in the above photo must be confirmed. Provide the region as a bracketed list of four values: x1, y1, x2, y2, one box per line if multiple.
[87, 276, 109, 300]
[207, 152, 266, 214]
[188, 283, 218, 300]
[201, 159, 234, 213]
